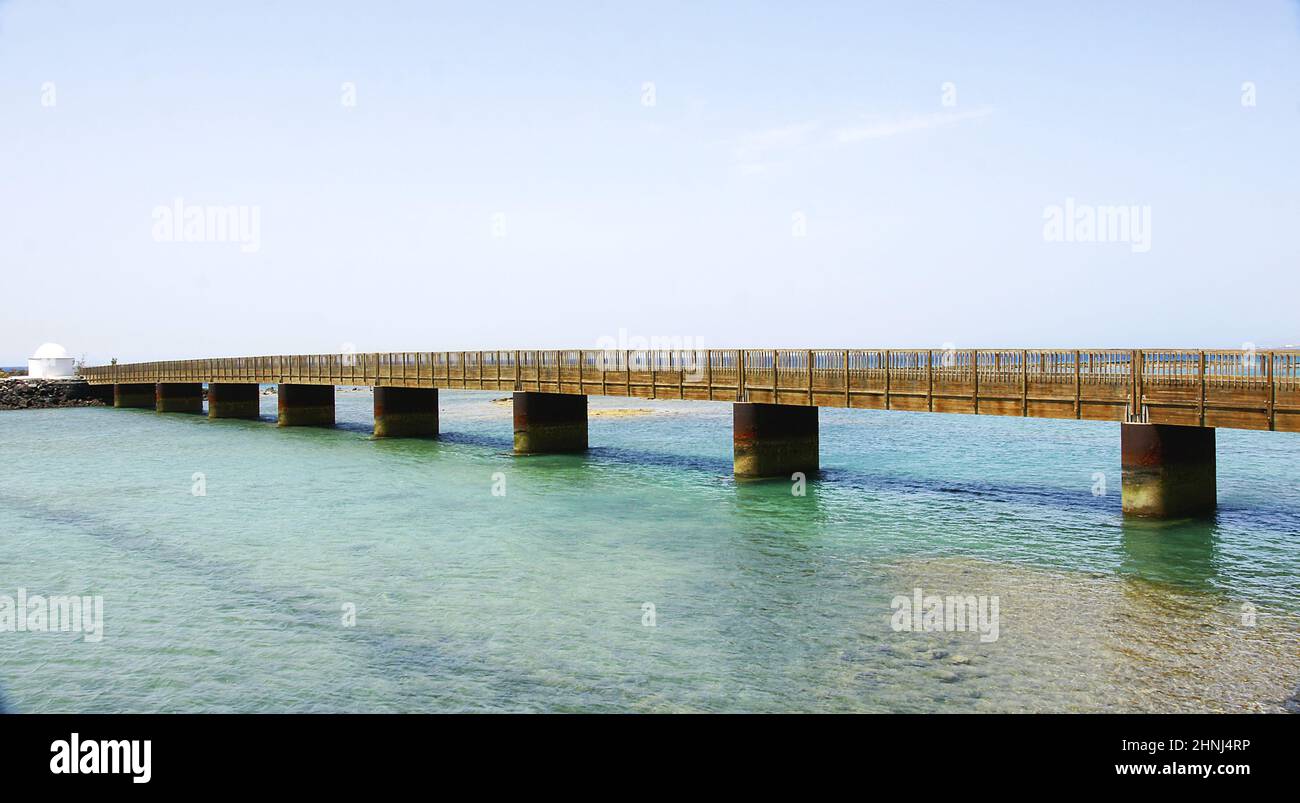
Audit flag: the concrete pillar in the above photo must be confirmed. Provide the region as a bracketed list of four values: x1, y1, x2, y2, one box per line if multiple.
[513, 392, 587, 454]
[374, 387, 438, 438]
[734, 403, 818, 479]
[155, 382, 203, 413]
[113, 383, 155, 409]
[208, 383, 262, 420]
[1121, 423, 1216, 518]
[277, 384, 335, 427]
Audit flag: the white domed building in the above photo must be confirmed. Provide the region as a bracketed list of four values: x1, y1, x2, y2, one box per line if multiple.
[28, 343, 77, 379]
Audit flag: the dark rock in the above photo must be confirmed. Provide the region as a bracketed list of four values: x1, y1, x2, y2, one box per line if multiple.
[0, 379, 109, 411]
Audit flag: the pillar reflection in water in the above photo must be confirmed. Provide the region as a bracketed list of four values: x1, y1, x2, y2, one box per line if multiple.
[1118, 518, 1219, 592]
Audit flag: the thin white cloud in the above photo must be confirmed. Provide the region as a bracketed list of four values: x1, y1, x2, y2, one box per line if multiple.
[833, 106, 993, 144]
[732, 107, 993, 175]
[733, 121, 820, 174]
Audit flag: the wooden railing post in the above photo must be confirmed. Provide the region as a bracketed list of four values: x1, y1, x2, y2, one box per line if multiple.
[927, 350, 934, 412]
[772, 349, 778, 401]
[1133, 349, 1144, 416]
[842, 350, 850, 408]
[800, 348, 811, 402]
[884, 349, 892, 410]
[705, 349, 713, 401]
[738, 350, 746, 402]
[1198, 351, 1206, 427]
[1021, 350, 1029, 417]
[1074, 350, 1081, 419]
[1268, 351, 1276, 431]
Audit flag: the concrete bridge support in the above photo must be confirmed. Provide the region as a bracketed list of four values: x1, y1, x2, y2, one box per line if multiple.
[513, 392, 587, 454]
[374, 387, 439, 438]
[1121, 423, 1216, 518]
[155, 382, 203, 413]
[734, 403, 819, 479]
[277, 384, 335, 427]
[208, 383, 262, 420]
[113, 383, 156, 409]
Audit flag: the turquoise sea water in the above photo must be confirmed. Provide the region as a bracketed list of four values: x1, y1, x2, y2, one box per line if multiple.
[1, 390, 1297, 712]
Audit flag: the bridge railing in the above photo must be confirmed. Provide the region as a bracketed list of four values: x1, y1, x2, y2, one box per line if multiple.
[78, 349, 1299, 387]
[77, 348, 1300, 431]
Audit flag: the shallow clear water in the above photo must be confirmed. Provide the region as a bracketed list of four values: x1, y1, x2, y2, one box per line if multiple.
[1, 390, 1297, 712]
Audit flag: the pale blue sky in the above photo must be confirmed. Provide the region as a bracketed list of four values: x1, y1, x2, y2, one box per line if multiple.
[1, 1, 1298, 364]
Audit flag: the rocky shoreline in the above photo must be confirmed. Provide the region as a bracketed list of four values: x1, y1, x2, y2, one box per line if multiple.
[0, 379, 110, 411]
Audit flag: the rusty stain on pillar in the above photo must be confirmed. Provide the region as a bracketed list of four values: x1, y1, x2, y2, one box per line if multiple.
[1121, 423, 1216, 518]
[278, 384, 335, 427]
[114, 383, 155, 409]
[734, 403, 819, 479]
[513, 392, 587, 454]
[155, 382, 203, 413]
[208, 383, 262, 420]
[374, 387, 438, 438]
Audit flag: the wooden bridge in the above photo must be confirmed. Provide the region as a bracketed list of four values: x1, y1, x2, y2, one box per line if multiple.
[80, 348, 1300, 519]
[80, 348, 1299, 431]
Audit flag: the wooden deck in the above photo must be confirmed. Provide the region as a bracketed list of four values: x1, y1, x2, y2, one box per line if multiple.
[80, 348, 1300, 433]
